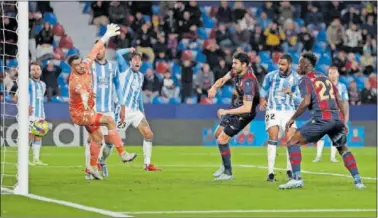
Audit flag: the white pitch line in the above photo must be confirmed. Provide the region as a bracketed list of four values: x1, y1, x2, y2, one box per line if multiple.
[2, 187, 131, 217]
[121, 208, 377, 215]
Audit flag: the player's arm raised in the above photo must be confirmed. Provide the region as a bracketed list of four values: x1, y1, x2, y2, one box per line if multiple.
[218, 78, 254, 117]
[208, 71, 233, 98]
[113, 66, 126, 121]
[86, 24, 121, 65]
[116, 47, 135, 72]
[286, 78, 311, 129]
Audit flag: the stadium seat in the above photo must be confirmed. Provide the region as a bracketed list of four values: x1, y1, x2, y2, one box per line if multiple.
[195, 52, 207, 63]
[316, 31, 327, 42]
[203, 16, 215, 28]
[60, 61, 71, 73]
[168, 97, 181, 104]
[7, 59, 18, 68]
[295, 18, 304, 27]
[140, 62, 153, 73]
[317, 55, 332, 66]
[35, 25, 43, 34]
[258, 51, 270, 62]
[197, 27, 208, 40]
[220, 97, 232, 105]
[152, 96, 168, 104]
[186, 97, 197, 104]
[152, 5, 160, 15]
[171, 62, 182, 75]
[82, 1, 91, 14]
[267, 62, 278, 72]
[143, 15, 151, 23]
[61, 85, 69, 97]
[221, 85, 234, 98]
[44, 12, 58, 25]
[339, 76, 349, 86]
[98, 25, 107, 37]
[53, 24, 65, 36]
[193, 64, 201, 74]
[59, 35, 73, 49]
[155, 61, 169, 74]
[66, 48, 80, 58]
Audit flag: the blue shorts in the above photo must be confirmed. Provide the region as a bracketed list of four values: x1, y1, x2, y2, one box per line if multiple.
[298, 119, 347, 147]
[220, 114, 255, 137]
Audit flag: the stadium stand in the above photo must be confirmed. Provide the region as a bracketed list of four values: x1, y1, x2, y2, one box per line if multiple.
[0, 1, 376, 105]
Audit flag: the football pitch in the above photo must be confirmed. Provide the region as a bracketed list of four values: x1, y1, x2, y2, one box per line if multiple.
[1, 146, 377, 217]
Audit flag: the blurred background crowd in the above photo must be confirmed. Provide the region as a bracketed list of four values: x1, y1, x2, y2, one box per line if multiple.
[0, 1, 377, 105]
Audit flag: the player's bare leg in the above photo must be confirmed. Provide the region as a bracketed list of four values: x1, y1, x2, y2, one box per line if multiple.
[278, 130, 306, 189]
[213, 125, 225, 177]
[137, 118, 161, 171]
[99, 115, 137, 163]
[29, 134, 47, 166]
[214, 131, 233, 181]
[266, 126, 279, 182]
[285, 127, 296, 179]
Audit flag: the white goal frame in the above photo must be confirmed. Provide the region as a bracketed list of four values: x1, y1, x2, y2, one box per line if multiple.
[13, 1, 29, 195]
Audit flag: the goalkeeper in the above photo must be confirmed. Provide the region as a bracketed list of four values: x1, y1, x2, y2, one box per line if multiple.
[67, 24, 137, 180]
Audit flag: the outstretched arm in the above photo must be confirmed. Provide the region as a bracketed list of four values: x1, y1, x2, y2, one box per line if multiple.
[208, 71, 233, 98]
[116, 47, 135, 72]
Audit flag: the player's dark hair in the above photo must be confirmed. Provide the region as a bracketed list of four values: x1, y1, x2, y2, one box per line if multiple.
[94, 40, 106, 47]
[233, 52, 250, 66]
[30, 61, 41, 68]
[279, 54, 292, 64]
[67, 55, 81, 66]
[301, 52, 317, 67]
[129, 52, 142, 61]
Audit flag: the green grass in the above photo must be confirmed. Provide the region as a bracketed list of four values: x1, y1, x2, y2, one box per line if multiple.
[1, 146, 377, 217]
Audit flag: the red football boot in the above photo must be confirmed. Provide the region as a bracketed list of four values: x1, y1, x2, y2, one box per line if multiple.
[144, 164, 162, 171]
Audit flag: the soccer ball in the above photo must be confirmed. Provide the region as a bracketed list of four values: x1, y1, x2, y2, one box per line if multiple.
[31, 119, 49, 137]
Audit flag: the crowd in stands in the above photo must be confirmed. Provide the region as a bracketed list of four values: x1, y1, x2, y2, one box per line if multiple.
[0, 1, 377, 105]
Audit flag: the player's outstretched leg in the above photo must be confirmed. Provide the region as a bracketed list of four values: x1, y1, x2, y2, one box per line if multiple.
[337, 145, 366, 189]
[84, 137, 93, 180]
[279, 131, 306, 189]
[99, 140, 114, 177]
[212, 126, 225, 177]
[214, 131, 232, 181]
[313, 139, 324, 162]
[137, 118, 161, 171]
[31, 136, 47, 166]
[85, 129, 104, 180]
[101, 115, 137, 163]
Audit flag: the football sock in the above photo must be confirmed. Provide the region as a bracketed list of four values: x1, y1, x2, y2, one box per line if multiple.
[143, 138, 152, 166]
[84, 139, 91, 169]
[218, 143, 232, 175]
[316, 139, 324, 158]
[267, 140, 278, 175]
[286, 148, 292, 171]
[342, 151, 361, 183]
[32, 140, 41, 161]
[107, 129, 125, 154]
[330, 146, 337, 160]
[288, 145, 302, 180]
[100, 142, 114, 162]
[90, 140, 101, 167]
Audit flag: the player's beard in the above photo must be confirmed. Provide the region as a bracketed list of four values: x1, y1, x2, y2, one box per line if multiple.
[279, 68, 290, 77]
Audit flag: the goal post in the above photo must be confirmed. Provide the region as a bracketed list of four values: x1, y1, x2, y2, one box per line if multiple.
[14, 1, 29, 195]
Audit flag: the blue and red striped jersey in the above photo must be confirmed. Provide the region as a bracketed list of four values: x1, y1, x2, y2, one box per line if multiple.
[230, 67, 260, 117]
[299, 72, 344, 121]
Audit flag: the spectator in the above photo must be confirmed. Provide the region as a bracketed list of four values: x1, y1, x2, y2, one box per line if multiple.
[257, 11, 272, 30]
[232, 2, 246, 23]
[35, 22, 54, 60]
[1, 16, 18, 61]
[161, 71, 180, 99]
[203, 41, 225, 70]
[361, 15, 377, 38]
[91, 1, 110, 26]
[348, 81, 361, 105]
[250, 25, 265, 53]
[342, 6, 361, 26]
[343, 23, 362, 54]
[360, 8, 369, 24]
[363, 36, 377, 57]
[182, 25, 199, 40]
[29, 12, 43, 61]
[128, 2, 152, 16]
[0, 72, 4, 100]
[278, 1, 295, 25]
[3, 67, 17, 95]
[298, 26, 314, 52]
[195, 63, 214, 103]
[239, 13, 256, 31]
[361, 49, 375, 75]
[41, 61, 61, 101]
[153, 34, 169, 59]
[333, 51, 348, 75]
[215, 23, 233, 48]
[325, 1, 344, 26]
[251, 56, 267, 85]
[167, 33, 178, 58]
[346, 53, 361, 75]
[216, 1, 233, 25]
[327, 18, 345, 57]
[135, 23, 156, 63]
[185, 1, 202, 27]
[223, 47, 234, 67]
[37, 1, 54, 14]
[264, 22, 285, 52]
[282, 19, 300, 53]
[360, 80, 377, 104]
[214, 59, 230, 82]
[305, 6, 325, 31]
[262, 2, 277, 21]
[142, 68, 161, 103]
[173, 2, 186, 23]
[114, 27, 133, 50]
[108, 0, 129, 25]
[180, 60, 195, 103]
[131, 12, 144, 32]
[232, 24, 251, 49]
[163, 9, 178, 34]
[177, 11, 193, 36]
[159, 2, 175, 18]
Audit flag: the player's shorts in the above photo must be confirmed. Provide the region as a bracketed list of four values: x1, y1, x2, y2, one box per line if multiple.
[115, 106, 144, 131]
[96, 112, 115, 135]
[29, 116, 45, 134]
[220, 114, 255, 137]
[71, 111, 103, 134]
[298, 119, 347, 147]
[265, 110, 297, 133]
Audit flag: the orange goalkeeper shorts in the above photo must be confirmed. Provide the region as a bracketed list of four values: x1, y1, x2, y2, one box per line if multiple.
[71, 111, 103, 133]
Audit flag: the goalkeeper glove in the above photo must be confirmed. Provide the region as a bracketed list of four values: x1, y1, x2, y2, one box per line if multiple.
[101, 23, 120, 44]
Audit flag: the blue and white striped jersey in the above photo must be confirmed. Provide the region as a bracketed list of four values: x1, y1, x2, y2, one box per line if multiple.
[29, 78, 46, 118]
[260, 70, 301, 111]
[91, 60, 123, 113]
[335, 82, 349, 101]
[119, 68, 144, 112]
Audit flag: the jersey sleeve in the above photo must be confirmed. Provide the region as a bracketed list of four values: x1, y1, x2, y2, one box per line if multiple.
[340, 84, 349, 101]
[116, 48, 130, 73]
[260, 72, 271, 98]
[299, 77, 312, 98]
[139, 75, 145, 112]
[112, 66, 124, 105]
[243, 78, 255, 101]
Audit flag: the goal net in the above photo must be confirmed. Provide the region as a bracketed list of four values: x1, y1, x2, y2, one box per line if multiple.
[1, 1, 29, 195]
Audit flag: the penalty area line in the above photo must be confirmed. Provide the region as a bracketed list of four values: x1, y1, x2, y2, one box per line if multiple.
[2, 187, 131, 217]
[120, 208, 377, 215]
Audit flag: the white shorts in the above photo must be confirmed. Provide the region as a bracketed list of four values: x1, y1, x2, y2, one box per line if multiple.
[265, 110, 297, 134]
[115, 107, 144, 131]
[29, 116, 44, 134]
[97, 112, 115, 135]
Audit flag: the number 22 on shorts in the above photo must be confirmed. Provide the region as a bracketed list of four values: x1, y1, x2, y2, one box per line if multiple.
[265, 113, 275, 122]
